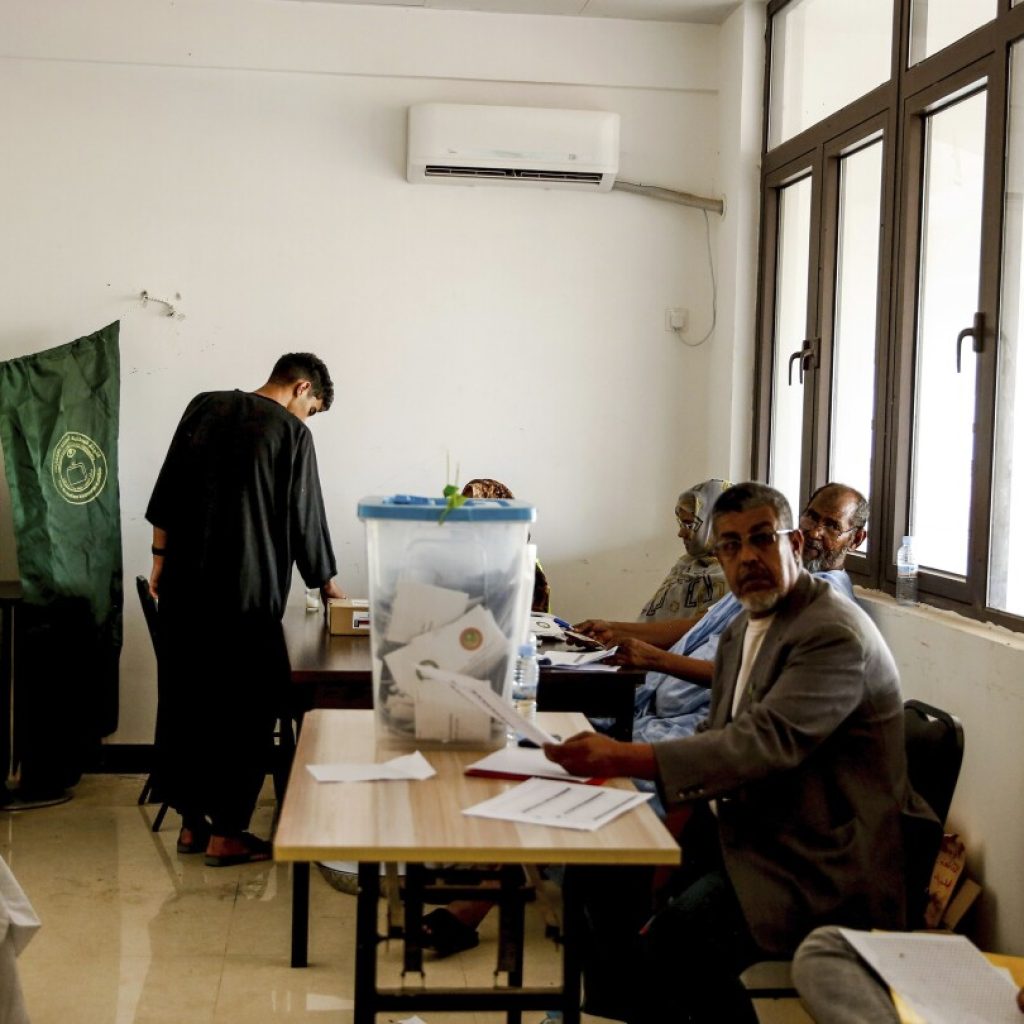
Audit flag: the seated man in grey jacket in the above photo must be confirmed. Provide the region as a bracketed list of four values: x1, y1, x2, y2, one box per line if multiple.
[545, 481, 936, 1024]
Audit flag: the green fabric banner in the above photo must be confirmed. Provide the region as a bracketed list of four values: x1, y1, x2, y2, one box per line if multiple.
[0, 323, 122, 794]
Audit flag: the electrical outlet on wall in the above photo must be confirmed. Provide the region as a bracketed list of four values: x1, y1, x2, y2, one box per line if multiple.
[664, 307, 689, 333]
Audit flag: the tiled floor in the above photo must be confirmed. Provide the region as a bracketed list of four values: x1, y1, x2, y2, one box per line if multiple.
[4, 775, 812, 1023]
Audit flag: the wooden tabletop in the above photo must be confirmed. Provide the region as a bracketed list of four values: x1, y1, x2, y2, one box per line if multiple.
[274, 709, 681, 867]
[282, 605, 372, 683]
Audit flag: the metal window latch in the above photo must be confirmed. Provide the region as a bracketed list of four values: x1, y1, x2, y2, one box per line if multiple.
[787, 337, 820, 386]
[956, 312, 985, 373]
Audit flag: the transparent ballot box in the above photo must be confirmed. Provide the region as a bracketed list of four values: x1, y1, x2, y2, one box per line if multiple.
[357, 495, 536, 749]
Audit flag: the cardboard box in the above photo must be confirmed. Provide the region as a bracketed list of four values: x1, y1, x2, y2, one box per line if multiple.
[328, 598, 370, 636]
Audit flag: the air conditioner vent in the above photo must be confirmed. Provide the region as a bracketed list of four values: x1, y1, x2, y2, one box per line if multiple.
[425, 165, 604, 185]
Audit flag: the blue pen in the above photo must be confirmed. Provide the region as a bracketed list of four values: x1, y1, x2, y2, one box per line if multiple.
[553, 616, 571, 629]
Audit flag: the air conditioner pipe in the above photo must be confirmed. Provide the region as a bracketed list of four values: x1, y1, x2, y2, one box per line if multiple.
[613, 179, 724, 215]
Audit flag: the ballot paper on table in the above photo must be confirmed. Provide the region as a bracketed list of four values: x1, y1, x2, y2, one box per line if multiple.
[838, 929, 1023, 1024]
[385, 580, 470, 644]
[539, 647, 619, 669]
[465, 746, 593, 783]
[462, 777, 652, 831]
[307, 751, 436, 783]
[416, 664, 557, 748]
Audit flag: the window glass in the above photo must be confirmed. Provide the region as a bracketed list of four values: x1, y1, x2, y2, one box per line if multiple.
[769, 176, 813, 514]
[829, 140, 884, 511]
[909, 0, 997, 66]
[991, 46, 1024, 616]
[910, 90, 987, 576]
[769, 0, 892, 149]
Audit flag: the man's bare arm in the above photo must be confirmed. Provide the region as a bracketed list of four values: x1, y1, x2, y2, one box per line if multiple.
[149, 526, 168, 598]
[574, 615, 700, 650]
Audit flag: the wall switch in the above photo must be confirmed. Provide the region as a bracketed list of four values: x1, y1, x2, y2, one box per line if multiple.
[665, 307, 689, 332]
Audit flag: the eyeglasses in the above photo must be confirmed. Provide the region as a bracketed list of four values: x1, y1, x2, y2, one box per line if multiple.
[713, 529, 794, 561]
[676, 513, 704, 532]
[799, 509, 856, 539]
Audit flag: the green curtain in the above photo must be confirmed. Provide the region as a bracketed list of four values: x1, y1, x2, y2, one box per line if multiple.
[0, 323, 122, 795]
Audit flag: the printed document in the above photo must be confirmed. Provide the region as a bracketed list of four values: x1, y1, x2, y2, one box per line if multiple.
[462, 777, 652, 831]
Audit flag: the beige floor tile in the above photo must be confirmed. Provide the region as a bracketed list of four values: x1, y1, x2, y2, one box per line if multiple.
[3, 775, 815, 1024]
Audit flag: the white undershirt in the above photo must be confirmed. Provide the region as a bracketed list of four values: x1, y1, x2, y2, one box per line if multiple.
[731, 613, 774, 719]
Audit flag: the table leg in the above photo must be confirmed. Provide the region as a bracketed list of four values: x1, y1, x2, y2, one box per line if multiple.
[561, 867, 582, 1024]
[291, 862, 310, 968]
[355, 861, 381, 1024]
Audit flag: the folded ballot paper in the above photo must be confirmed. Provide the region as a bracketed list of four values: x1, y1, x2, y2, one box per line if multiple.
[379, 580, 512, 744]
[307, 751, 436, 783]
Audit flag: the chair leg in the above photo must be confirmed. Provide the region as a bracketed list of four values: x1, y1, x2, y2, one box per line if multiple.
[137, 775, 153, 806]
[273, 715, 296, 804]
[152, 802, 170, 833]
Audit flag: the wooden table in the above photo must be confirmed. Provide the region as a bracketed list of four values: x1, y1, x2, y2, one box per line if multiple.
[282, 606, 373, 712]
[275, 709, 680, 1023]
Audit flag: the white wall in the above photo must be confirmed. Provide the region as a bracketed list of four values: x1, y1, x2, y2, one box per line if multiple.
[0, 0, 740, 744]
[861, 594, 1024, 953]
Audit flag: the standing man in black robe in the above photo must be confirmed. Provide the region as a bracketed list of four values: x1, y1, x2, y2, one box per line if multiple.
[146, 353, 343, 865]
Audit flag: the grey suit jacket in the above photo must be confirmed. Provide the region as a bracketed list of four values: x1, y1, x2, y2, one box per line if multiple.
[653, 572, 912, 954]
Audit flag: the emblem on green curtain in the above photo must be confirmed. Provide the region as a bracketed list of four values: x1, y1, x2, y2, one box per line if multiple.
[51, 430, 108, 505]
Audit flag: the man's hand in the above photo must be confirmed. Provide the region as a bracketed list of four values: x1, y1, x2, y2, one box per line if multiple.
[149, 560, 163, 600]
[543, 732, 658, 780]
[573, 619, 617, 645]
[612, 638, 666, 672]
[320, 578, 345, 604]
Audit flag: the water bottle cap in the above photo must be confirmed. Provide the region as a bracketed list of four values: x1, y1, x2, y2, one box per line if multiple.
[902, 535, 912, 545]
[517, 641, 536, 657]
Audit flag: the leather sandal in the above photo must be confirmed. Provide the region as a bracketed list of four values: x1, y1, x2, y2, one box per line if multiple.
[203, 832, 272, 867]
[420, 908, 480, 957]
[176, 822, 211, 854]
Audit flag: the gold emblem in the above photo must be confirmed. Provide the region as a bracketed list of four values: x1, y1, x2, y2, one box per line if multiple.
[51, 431, 107, 505]
[459, 627, 483, 651]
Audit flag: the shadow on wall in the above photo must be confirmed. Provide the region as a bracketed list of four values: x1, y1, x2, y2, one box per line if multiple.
[542, 535, 684, 622]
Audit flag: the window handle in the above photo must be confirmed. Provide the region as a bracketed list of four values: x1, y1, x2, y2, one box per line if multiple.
[956, 312, 985, 373]
[787, 338, 817, 386]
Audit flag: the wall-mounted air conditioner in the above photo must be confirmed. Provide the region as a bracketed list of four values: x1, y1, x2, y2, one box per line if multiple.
[406, 103, 620, 192]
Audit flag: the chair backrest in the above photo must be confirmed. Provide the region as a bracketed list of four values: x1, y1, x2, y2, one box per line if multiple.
[536, 668, 638, 742]
[903, 698, 964, 826]
[135, 575, 159, 652]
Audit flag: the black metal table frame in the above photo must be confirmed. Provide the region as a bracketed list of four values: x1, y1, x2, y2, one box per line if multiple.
[350, 860, 583, 1024]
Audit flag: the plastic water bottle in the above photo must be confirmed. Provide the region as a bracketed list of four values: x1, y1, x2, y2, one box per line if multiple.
[512, 637, 540, 722]
[896, 535, 918, 605]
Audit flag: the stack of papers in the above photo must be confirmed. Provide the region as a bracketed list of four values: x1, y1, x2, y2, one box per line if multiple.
[838, 929, 1023, 1024]
[538, 647, 619, 671]
[462, 777, 652, 831]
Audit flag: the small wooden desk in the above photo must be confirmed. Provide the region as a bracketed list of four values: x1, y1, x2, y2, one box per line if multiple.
[283, 606, 373, 711]
[275, 709, 679, 1023]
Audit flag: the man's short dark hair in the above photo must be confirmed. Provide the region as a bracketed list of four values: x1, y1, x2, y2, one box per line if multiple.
[270, 352, 334, 410]
[806, 482, 869, 531]
[711, 481, 794, 531]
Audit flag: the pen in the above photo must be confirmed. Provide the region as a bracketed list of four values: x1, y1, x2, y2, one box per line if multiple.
[553, 616, 571, 629]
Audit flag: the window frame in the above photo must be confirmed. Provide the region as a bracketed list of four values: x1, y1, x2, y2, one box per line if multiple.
[755, 0, 1024, 630]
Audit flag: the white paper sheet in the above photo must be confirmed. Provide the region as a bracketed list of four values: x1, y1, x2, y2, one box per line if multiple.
[384, 604, 508, 696]
[385, 580, 469, 644]
[838, 929, 1022, 1024]
[465, 746, 592, 783]
[462, 777, 652, 831]
[416, 665, 557, 748]
[413, 676, 493, 743]
[538, 647, 619, 669]
[307, 751, 436, 783]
